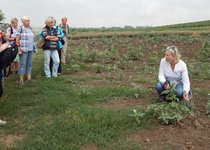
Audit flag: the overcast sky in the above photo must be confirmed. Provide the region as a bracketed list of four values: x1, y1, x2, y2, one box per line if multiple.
[1, 0, 210, 28]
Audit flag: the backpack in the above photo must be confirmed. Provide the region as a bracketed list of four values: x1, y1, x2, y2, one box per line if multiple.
[0, 43, 18, 77]
[56, 26, 65, 45]
[10, 26, 13, 35]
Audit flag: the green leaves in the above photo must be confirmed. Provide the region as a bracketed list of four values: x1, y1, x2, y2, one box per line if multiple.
[131, 101, 193, 125]
[131, 84, 194, 125]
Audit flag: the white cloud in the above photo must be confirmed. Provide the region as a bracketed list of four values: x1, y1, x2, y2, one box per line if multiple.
[1, 0, 210, 28]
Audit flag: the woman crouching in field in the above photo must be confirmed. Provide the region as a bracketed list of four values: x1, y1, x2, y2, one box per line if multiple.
[155, 46, 192, 102]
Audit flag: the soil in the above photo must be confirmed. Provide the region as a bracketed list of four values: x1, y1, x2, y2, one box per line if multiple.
[69, 37, 210, 150]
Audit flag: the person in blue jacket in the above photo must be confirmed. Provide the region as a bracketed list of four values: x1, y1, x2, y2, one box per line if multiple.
[38, 17, 64, 76]
[49, 17, 64, 75]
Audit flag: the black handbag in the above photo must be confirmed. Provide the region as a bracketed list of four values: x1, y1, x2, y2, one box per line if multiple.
[0, 43, 18, 77]
[60, 38, 65, 45]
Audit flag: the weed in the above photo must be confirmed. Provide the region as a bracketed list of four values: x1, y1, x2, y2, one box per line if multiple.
[129, 83, 145, 99]
[71, 64, 80, 72]
[149, 51, 159, 64]
[116, 58, 128, 70]
[200, 40, 210, 61]
[130, 84, 194, 125]
[125, 44, 144, 61]
[84, 48, 98, 62]
[92, 63, 105, 73]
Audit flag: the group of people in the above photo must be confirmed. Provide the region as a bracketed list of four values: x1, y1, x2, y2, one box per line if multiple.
[0, 16, 192, 125]
[38, 16, 70, 78]
[0, 15, 70, 124]
[0, 16, 70, 85]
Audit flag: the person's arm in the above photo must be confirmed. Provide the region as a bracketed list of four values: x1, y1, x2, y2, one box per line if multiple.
[42, 28, 59, 41]
[182, 63, 190, 101]
[0, 43, 9, 53]
[158, 58, 166, 84]
[5, 34, 15, 42]
[15, 26, 22, 55]
[0, 30, 9, 53]
[5, 28, 15, 42]
[15, 35, 22, 55]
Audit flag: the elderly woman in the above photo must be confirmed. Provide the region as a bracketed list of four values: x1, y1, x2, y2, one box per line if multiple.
[49, 17, 64, 76]
[6, 18, 19, 74]
[156, 46, 191, 101]
[42, 17, 60, 78]
[16, 16, 37, 85]
[59, 17, 70, 64]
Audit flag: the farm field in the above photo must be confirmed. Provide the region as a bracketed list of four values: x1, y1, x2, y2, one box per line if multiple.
[0, 29, 210, 149]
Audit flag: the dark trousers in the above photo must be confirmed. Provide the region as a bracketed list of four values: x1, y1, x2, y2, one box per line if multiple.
[50, 50, 61, 73]
[0, 73, 3, 98]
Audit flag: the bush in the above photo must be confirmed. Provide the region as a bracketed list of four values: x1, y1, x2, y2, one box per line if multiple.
[130, 84, 194, 125]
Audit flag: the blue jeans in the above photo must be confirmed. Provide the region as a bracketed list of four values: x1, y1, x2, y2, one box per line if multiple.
[155, 82, 183, 99]
[18, 51, 34, 75]
[44, 50, 60, 77]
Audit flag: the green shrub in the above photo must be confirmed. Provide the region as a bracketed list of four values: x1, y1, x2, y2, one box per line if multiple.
[125, 44, 144, 61]
[200, 40, 210, 61]
[130, 84, 194, 125]
[71, 64, 80, 72]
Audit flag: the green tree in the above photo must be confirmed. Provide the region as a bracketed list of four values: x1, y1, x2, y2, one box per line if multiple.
[0, 9, 6, 23]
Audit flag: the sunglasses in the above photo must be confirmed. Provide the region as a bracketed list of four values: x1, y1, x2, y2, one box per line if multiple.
[167, 46, 176, 55]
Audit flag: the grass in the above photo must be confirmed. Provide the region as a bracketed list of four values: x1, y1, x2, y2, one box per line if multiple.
[0, 50, 143, 149]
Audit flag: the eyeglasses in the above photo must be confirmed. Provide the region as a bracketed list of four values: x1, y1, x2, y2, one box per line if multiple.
[167, 46, 176, 55]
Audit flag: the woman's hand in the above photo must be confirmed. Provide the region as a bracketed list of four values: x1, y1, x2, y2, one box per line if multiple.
[18, 47, 22, 55]
[183, 93, 190, 101]
[163, 82, 169, 90]
[52, 37, 59, 42]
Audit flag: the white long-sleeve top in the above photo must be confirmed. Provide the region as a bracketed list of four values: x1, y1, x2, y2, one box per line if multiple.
[158, 58, 190, 93]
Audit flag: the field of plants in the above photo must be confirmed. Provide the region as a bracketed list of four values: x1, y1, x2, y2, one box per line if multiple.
[0, 25, 210, 149]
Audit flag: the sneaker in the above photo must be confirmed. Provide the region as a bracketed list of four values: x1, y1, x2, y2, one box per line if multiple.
[27, 79, 36, 86]
[19, 80, 24, 86]
[157, 95, 165, 102]
[57, 73, 61, 76]
[15, 70, 18, 74]
[0, 119, 6, 125]
[27, 78, 35, 82]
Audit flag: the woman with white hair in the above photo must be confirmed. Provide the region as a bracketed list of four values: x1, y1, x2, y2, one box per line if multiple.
[156, 45, 191, 101]
[41, 17, 60, 78]
[16, 16, 37, 85]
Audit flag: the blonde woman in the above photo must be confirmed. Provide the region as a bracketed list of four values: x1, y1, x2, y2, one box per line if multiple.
[42, 17, 60, 78]
[16, 16, 37, 85]
[6, 18, 19, 74]
[156, 46, 191, 101]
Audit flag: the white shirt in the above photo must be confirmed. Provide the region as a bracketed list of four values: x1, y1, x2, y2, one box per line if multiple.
[158, 58, 190, 93]
[6, 27, 17, 44]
